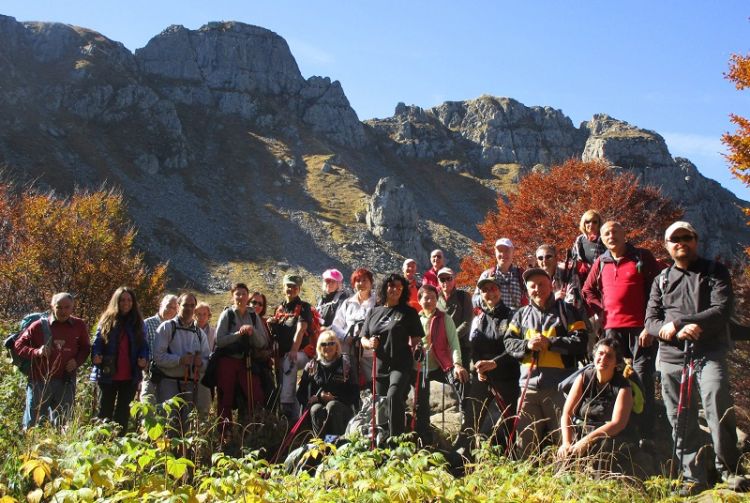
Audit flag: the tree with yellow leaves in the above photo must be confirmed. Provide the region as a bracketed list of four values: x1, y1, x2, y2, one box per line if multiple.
[0, 183, 168, 325]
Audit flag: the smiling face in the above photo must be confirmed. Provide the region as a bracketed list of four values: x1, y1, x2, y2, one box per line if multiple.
[430, 250, 444, 271]
[584, 218, 600, 238]
[161, 298, 178, 321]
[438, 273, 454, 295]
[419, 289, 438, 314]
[494, 245, 513, 270]
[480, 282, 501, 309]
[233, 287, 250, 309]
[600, 221, 626, 253]
[52, 296, 74, 322]
[593, 343, 617, 374]
[536, 247, 556, 274]
[666, 230, 698, 264]
[526, 274, 552, 307]
[386, 280, 404, 306]
[402, 261, 417, 281]
[195, 306, 211, 328]
[250, 294, 265, 315]
[354, 275, 372, 294]
[118, 291, 133, 316]
[285, 283, 300, 302]
[316, 332, 340, 362]
[323, 278, 339, 294]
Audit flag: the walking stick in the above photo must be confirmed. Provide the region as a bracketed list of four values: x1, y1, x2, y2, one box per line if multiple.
[246, 353, 254, 418]
[442, 381, 446, 431]
[371, 340, 378, 450]
[672, 340, 695, 478]
[273, 407, 311, 464]
[411, 349, 423, 432]
[506, 351, 538, 457]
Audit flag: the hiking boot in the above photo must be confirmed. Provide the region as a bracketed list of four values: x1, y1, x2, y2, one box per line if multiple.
[726, 474, 750, 493]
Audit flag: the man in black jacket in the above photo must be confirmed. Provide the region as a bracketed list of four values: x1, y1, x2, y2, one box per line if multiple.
[645, 221, 749, 496]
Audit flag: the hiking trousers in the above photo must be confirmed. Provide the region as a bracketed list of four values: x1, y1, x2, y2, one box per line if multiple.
[310, 400, 354, 437]
[24, 377, 75, 430]
[658, 353, 742, 485]
[98, 380, 138, 434]
[376, 367, 412, 438]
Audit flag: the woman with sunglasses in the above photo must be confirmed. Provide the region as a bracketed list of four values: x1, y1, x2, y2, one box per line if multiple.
[570, 209, 606, 284]
[250, 291, 276, 404]
[361, 273, 424, 440]
[296, 330, 358, 437]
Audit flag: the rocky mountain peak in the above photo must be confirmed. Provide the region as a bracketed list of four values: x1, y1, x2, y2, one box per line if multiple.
[582, 114, 674, 168]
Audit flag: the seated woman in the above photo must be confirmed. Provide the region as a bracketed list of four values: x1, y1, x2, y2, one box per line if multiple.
[296, 330, 358, 437]
[558, 338, 638, 473]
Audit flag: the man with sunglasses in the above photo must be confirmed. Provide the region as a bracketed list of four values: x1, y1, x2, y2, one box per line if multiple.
[582, 221, 662, 441]
[535, 244, 580, 307]
[646, 221, 749, 496]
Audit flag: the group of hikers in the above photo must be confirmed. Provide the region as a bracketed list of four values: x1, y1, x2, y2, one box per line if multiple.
[9, 211, 750, 496]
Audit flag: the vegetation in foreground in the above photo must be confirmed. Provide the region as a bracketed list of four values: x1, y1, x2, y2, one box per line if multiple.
[0, 357, 748, 503]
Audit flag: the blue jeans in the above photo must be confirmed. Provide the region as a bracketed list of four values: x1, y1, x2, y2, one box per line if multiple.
[24, 378, 75, 429]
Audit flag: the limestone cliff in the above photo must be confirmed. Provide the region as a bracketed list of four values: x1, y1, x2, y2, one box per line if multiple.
[0, 14, 746, 291]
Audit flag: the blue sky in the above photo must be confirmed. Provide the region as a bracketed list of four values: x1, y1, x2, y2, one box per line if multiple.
[3, 1, 749, 199]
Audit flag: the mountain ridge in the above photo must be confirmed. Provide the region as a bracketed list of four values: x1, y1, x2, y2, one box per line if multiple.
[0, 15, 746, 291]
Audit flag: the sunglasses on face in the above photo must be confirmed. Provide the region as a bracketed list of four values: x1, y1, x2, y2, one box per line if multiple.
[537, 255, 554, 261]
[438, 276, 452, 282]
[319, 341, 336, 348]
[250, 300, 264, 306]
[584, 219, 599, 224]
[668, 235, 695, 244]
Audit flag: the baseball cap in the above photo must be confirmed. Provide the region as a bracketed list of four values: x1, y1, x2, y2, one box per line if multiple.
[283, 274, 303, 287]
[664, 221, 698, 241]
[494, 238, 514, 249]
[322, 269, 343, 282]
[522, 268, 550, 282]
[437, 267, 454, 278]
[477, 276, 500, 289]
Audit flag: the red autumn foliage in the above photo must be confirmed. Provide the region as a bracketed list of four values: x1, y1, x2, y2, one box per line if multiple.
[457, 159, 683, 287]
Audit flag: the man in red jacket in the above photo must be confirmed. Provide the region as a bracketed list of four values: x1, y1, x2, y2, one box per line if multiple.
[15, 292, 90, 429]
[582, 221, 662, 440]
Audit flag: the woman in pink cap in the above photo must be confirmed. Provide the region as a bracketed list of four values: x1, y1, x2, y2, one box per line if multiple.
[317, 269, 348, 327]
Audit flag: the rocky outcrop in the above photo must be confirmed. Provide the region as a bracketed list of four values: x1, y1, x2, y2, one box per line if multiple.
[0, 14, 747, 289]
[366, 177, 420, 258]
[582, 114, 675, 168]
[367, 96, 584, 170]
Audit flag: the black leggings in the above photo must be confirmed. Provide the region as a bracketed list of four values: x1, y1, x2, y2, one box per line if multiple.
[376, 368, 413, 438]
[98, 380, 138, 434]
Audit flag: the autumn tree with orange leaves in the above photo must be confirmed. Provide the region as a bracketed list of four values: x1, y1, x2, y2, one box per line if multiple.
[0, 183, 168, 325]
[457, 159, 683, 286]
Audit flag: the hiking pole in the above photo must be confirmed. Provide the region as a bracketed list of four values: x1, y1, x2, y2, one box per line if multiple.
[671, 340, 695, 478]
[246, 352, 253, 419]
[506, 351, 538, 457]
[442, 381, 446, 431]
[273, 406, 311, 464]
[411, 346, 423, 433]
[371, 337, 378, 450]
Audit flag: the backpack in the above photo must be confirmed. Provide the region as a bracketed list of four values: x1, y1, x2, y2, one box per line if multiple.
[344, 391, 389, 447]
[558, 363, 645, 415]
[3, 312, 52, 376]
[274, 303, 323, 358]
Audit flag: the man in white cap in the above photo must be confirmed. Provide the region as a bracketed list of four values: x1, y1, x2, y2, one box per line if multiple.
[646, 221, 749, 496]
[473, 238, 527, 312]
[317, 268, 347, 327]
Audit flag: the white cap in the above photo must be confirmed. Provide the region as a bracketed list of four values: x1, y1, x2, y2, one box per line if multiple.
[664, 221, 698, 240]
[494, 238, 514, 249]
